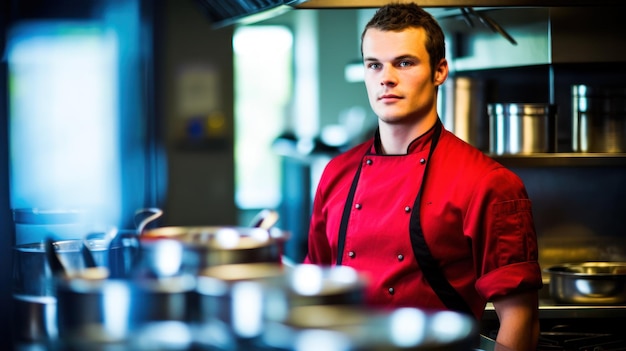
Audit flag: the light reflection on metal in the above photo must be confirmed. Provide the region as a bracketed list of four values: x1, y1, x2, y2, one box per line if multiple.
[389, 308, 426, 346]
[294, 329, 351, 351]
[152, 240, 184, 276]
[232, 282, 263, 338]
[292, 264, 324, 295]
[431, 310, 470, 341]
[102, 281, 131, 340]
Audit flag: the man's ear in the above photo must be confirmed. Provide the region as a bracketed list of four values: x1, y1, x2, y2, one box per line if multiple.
[434, 58, 448, 86]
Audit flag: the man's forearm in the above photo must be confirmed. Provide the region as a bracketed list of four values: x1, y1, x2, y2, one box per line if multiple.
[493, 291, 540, 351]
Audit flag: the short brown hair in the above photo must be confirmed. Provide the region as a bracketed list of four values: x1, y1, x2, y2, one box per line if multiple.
[361, 2, 446, 74]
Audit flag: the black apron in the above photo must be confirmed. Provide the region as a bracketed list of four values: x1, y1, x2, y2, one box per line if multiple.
[335, 120, 473, 315]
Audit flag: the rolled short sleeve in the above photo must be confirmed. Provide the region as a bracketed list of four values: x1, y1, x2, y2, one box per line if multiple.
[472, 170, 543, 300]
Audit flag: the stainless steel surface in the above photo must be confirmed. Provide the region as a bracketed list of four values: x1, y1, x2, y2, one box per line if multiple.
[13, 294, 57, 342]
[13, 208, 87, 245]
[465, 7, 516, 45]
[266, 264, 368, 322]
[441, 77, 487, 151]
[572, 85, 626, 153]
[248, 209, 280, 230]
[195, 262, 286, 345]
[294, 0, 625, 8]
[135, 207, 163, 234]
[545, 262, 626, 305]
[55, 275, 195, 346]
[484, 280, 626, 320]
[141, 226, 288, 270]
[262, 305, 478, 351]
[194, 263, 368, 347]
[488, 103, 557, 155]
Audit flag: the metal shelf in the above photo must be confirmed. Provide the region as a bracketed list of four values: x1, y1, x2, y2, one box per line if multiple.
[491, 153, 626, 167]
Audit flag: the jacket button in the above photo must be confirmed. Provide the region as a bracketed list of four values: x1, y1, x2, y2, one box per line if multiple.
[388, 287, 395, 295]
[348, 251, 356, 258]
[404, 206, 411, 213]
[420, 158, 426, 164]
[366, 159, 373, 165]
[397, 254, 404, 261]
[355, 203, 362, 210]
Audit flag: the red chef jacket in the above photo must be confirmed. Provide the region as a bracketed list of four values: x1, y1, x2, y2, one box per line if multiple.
[305, 121, 543, 319]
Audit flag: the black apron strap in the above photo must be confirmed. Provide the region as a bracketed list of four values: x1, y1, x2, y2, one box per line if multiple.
[408, 121, 473, 315]
[336, 161, 363, 265]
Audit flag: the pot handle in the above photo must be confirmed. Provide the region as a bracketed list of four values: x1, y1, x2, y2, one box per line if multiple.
[134, 208, 164, 234]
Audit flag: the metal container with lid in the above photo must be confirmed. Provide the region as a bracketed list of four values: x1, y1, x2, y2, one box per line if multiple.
[488, 103, 557, 155]
[572, 84, 626, 153]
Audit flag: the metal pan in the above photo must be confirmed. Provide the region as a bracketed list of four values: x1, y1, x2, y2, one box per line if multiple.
[544, 262, 626, 304]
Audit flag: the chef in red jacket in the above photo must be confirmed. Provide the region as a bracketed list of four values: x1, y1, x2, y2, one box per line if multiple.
[304, 3, 543, 351]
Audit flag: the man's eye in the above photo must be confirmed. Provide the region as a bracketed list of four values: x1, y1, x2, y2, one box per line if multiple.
[367, 63, 381, 70]
[399, 61, 413, 67]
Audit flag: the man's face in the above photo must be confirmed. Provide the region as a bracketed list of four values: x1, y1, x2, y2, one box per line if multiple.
[362, 27, 447, 125]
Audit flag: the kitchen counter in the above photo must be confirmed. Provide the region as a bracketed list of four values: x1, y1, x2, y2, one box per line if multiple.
[483, 282, 626, 321]
[484, 300, 626, 321]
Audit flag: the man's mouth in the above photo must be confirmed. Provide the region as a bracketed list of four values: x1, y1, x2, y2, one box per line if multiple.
[379, 94, 402, 101]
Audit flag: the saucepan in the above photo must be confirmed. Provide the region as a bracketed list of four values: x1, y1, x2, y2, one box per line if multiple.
[544, 262, 626, 304]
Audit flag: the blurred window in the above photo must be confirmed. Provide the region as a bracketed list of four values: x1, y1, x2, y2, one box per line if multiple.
[233, 25, 293, 209]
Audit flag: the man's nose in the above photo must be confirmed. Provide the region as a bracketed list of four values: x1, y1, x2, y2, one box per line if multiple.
[380, 66, 397, 86]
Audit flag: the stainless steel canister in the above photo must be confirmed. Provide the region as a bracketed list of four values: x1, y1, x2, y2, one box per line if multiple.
[488, 103, 557, 155]
[441, 77, 488, 151]
[572, 85, 626, 153]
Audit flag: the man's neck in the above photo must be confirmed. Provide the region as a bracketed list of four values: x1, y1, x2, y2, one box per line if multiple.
[378, 115, 438, 155]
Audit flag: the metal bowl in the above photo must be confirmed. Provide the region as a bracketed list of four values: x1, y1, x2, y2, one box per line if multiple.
[545, 262, 626, 304]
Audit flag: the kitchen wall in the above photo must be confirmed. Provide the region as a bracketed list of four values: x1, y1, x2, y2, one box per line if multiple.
[157, 0, 237, 226]
[436, 6, 626, 271]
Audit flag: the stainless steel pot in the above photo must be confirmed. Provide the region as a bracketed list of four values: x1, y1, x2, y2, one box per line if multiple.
[194, 262, 286, 348]
[488, 103, 557, 155]
[12, 237, 111, 343]
[55, 274, 196, 347]
[544, 262, 626, 304]
[264, 264, 368, 324]
[261, 305, 478, 351]
[140, 226, 289, 274]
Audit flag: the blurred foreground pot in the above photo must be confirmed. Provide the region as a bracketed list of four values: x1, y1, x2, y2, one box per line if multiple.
[262, 305, 478, 351]
[55, 273, 196, 348]
[139, 226, 289, 275]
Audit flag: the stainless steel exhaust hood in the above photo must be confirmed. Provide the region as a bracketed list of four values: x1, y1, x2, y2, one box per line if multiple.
[293, 0, 623, 8]
[197, 0, 623, 28]
[195, 0, 306, 28]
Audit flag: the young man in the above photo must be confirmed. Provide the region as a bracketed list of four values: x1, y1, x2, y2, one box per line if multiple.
[304, 3, 542, 350]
